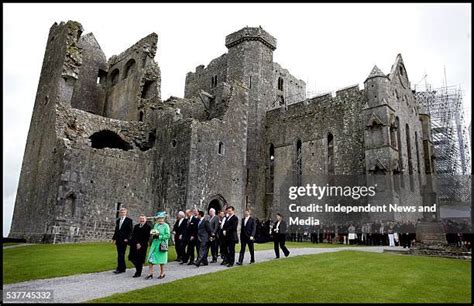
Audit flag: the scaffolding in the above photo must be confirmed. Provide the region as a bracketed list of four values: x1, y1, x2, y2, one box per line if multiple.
[415, 85, 471, 175]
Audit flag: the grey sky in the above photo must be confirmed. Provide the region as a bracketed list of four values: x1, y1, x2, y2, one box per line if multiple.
[3, 3, 471, 236]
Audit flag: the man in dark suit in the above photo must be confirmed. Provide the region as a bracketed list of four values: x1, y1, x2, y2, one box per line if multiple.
[128, 214, 151, 277]
[208, 208, 220, 263]
[181, 209, 198, 265]
[237, 208, 256, 265]
[112, 207, 133, 273]
[218, 210, 228, 265]
[271, 212, 290, 258]
[195, 210, 212, 267]
[222, 206, 239, 267]
[172, 211, 187, 262]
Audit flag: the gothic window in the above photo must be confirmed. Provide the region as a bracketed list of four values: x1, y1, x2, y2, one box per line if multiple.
[141, 80, 156, 99]
[267, 144, 275, 193]
[390, 121, 397, 149]
[328, 133, 335, 175]
[211, 75, 218, 88]
[110, 69, 120, 86]
[396, 117, 403, 172]
[123, 59, 136, 80]
[415, 131, 421, 174]
[138, 111, 144, 122]
[296, 139, 302, 186]
[278, 77, 284, 91]
[65, 193, 77, 218]
[406, 124, 413, 175]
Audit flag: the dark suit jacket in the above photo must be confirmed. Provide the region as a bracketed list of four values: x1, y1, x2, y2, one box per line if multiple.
[185, 216, 198, 241]
[197, 218, 212, 243]
[173, 218, 188, 241]
[272, 220, 287, 235]
[112, 216, 133, 244]
[208, 215, 220, 237]
[128, 222, 151, 263]
[241, 216, 257, 239]
[223, 214, 239, 243]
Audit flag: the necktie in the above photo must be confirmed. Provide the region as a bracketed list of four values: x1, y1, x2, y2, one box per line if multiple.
[119, 217, 124, 229]
[245, 217, 248, 227]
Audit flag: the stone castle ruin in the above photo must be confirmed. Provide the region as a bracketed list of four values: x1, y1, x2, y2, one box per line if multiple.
[10, 21, 436, 243]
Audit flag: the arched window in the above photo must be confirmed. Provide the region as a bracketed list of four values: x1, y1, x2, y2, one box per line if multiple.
[296, 139, 302, 186]
[110, 69, 120, 86]
[396, 117, 403, 173]
[267, 144, 275, 193]
[123, 59, 136, 80]
[138, 111, 144, 122]
[89, 130, 132, 151]
[327, 133, 335, 175]
[406, 124, 413, 175]
[211, 75, 218, 88]
[141, 80, 156, 99]
[278, 77, 284, 91]
[415, 131, 421, 174]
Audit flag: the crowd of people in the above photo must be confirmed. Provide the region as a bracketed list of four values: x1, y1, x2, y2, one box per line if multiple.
[111, 206, 291, 279]
[284, 219, 472, 249]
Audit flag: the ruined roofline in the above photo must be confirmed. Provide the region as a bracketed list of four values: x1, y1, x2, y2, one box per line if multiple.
[273, 62, 306, 85]
[225, 26, 277, 50]
[108, 32, 158, 66]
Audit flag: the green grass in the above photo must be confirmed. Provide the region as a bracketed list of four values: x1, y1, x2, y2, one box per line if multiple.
[2, 240, 353, 284]
[90, 251, 471, 303]
[3, 242, 176, 284]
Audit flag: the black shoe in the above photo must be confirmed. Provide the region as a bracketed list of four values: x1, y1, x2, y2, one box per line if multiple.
[250, 260, 255, 264]
[113, 270, 125, 274]
[187, 262, 194, 266]
[220, 261, 228, 265]
[210, 259, 217, 263]
[179, 261, 186, 265]
[133, 274, 141, 278]
[158, 274, 166, 279]
[275, 257, 280, 259]
[145, 274, 153, 280]
[236, 262, 242, 265]
[285, 252, 290, 257]
[202, 262, 208, 266]
[195, 262, 200, 267]
[226, 263, 233, 267]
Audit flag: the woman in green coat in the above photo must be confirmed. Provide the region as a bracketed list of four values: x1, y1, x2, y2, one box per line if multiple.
[145, 211, 170, 279]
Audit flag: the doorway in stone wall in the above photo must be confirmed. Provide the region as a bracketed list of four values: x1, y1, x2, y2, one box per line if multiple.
[208, 195, 227, 214]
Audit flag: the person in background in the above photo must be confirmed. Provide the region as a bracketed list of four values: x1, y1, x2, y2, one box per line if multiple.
[208, 208, 220, 263]
[181, 209, 198, 265]
[222, 206, 239, 267]
[218, 210, 228, 265]
[271, 213, 290, 258]
[145, 211, 170, 280]
[112, 207, 133, 274]
[128, 214, 151, 278]
[195, 210, 212, 267]
[237, 208, 256, 265]
[172, 211, 187, 262]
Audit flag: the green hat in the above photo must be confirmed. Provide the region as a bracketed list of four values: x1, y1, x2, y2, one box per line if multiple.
[154, 211, 167, 218]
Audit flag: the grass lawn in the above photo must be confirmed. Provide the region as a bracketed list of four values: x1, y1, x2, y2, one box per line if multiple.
[3, 242, 176, 284]
[3, 240, 355, 284]
[90, 251, 471, 303]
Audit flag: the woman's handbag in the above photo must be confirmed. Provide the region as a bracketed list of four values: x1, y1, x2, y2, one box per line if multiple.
[159, 242, 168, 252]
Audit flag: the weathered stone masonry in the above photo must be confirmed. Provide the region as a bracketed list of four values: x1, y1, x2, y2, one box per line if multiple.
[10, 21, 434, 242]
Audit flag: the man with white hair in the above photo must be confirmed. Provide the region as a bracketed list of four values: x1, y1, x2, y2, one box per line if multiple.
[208, 208, 220, 263]
[172, 211, 187, 263]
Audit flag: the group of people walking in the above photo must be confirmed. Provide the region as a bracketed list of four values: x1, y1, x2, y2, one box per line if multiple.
[111, 206, 291, 280]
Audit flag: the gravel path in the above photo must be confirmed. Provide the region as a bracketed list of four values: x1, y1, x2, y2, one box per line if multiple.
[3, 246, 394, 303]
[3, 243, 34, 249]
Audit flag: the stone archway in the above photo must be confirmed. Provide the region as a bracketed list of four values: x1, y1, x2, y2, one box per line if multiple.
[207, 194, 227, 214]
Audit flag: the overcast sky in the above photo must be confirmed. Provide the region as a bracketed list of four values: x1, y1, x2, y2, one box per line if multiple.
[3, 3, 471, 236]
